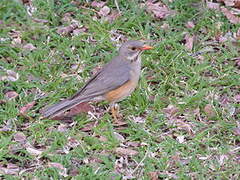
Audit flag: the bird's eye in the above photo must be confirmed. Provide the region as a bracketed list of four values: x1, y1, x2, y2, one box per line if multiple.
[131, 47, 137, 51]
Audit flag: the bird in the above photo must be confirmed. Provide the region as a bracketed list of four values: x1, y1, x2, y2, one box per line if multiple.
[40, 40, 153, 120]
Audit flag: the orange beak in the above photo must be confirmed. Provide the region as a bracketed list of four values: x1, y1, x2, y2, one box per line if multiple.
[140, 45, 154, 50]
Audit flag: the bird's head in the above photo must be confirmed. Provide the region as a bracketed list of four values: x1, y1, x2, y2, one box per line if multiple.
[119, 40, 153, 61]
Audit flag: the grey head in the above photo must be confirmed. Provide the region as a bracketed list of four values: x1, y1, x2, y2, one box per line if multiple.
[118, 40, 153, 61]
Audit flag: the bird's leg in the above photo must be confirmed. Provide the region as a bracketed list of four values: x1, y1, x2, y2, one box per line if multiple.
[111, 103, 120, 122]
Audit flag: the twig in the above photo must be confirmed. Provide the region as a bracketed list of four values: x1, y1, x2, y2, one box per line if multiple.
[114, 0, 121, 14]
[132, 148, 149, 175]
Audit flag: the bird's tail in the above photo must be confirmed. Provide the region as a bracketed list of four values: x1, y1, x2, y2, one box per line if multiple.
[40, 97, 87, 119]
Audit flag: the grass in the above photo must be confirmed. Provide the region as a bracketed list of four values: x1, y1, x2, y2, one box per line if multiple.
[0, 0, 240, 179]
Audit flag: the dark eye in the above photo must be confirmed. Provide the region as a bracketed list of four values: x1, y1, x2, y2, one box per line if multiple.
[131, 47, 137, 51]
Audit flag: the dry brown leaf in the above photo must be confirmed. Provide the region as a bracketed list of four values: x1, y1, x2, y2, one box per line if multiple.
[234, 94, 240, 102]
[91, 1, 106, 8]
[0, 118, 16, 132]
[57, 23, 78, 35]
[105, 10, 121, 23]
[206, 2, 220, 10]
[113, 132, 125, 142]
[57, 124, 68, 132]
[26, 146, 43, 156]
[69, 168, 79, 176]
[98, 6, 111, 16]
[185, 21, 195, 29]
[221, 7, 240, 24]
[6, 70, 19, 81]
[236, 59, 240, 68]
[234, 0, 240, 8]
[223, 0, 236, 7]
[160, 22, 170, 30]
[148, 171, 159, 180]
[115, 147, 138, 156]
[4, 91, 19, 100]
[32, 18, 48, 23]
[204, 104, 216, 118]
[163, 104, 179, 118]
[19, 101, 36, 114]
[80, 121, 97, 132]
[126, 141, 140, 147]
[132, 116, 145, 123]
[72, 27, 88, 36]
[23, 43, 36, 51]
[67, 137, 80, 148]
[48, 162, 68, 177]
[68, 102, 94, 116]
[146, 0, 175, 19]
[176, 135, 185, 143]
[176, 120, 194, 136]
[184, 33, 194, 51]
[233, 127, 240, 135]
[235, 28, 240, 40]
[0, 164, 19, 175]
[13, 132, 27, 143]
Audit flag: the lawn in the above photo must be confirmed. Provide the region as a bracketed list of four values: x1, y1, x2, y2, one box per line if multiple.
[0, 0, 240, 179]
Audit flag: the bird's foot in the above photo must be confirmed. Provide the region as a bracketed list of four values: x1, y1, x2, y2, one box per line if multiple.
[111, 104, 123, 122]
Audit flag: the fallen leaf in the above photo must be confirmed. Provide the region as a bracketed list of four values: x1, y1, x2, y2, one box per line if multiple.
[233, 127, 240, 136]
[113, 132, 125, 142]
[176, 120, 194, 136]
[6, 70, 19, 81]
[160, 22, 170, 30]
[91, 1, 106, 8]
[4, 91, 19, 100]
[184, 33, 194, 51]
[234, 94, 240, 102]
[115, 147, 138, 156]
[204, 104, 216, 118]
[235, 28, 240, 40]
[48, 162, 68, 177]
[206, 2, 220, 10]
[72, 27, 88, 36]
[0, 118, 16, 132]
[57, 124, 68, 132]
[132, 116, 145, 123]
[13, 132, 27, 144]
[67, 137, 80, 148]
[221, 7, 240, 24]
[69, 168, 79, 176]
[176, 135, 185, 143]
[32, 18, 48, 23]
[148, 171, 159, 180]
[26, 146, 43, 156]
[23, 43, 36, 51]
[68, 102, 94, 116]
[146, 0, 175, 19]
[98, 6, 111, 16]
[126, 141, 140, 147]
[19, 101, 36, 114]
[223, 0, 235, 7]
[97, 135, 108, 142]
[105, 10, 121, 23]
[80, 121, 97, 132]
[185, 21, 195, 29]
[61, 12, 73, 23]
[236, 59, 240, 68]
[163, 104, 179, 118]
[56, 23, 78, 35]
[0, 164, 19, 175]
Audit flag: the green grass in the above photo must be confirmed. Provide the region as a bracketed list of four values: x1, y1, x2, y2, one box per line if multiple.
[0, 0, 240, 179]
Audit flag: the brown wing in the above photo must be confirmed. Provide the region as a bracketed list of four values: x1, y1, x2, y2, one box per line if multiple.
[70, 56, 131, 100]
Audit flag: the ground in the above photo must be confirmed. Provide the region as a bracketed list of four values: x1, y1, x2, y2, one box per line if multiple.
[0, 0, 240, 179]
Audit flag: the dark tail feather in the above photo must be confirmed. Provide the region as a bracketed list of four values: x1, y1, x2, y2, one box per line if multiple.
[40, 98, 86, 119]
